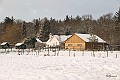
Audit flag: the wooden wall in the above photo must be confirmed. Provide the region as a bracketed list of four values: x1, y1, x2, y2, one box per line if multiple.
[65, 34, 106, 50]
[85, 42, 106, 50]
[65, 34, 85, 50]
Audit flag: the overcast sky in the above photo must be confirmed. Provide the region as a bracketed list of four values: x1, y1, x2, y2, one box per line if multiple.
[0, 0, 119, 21]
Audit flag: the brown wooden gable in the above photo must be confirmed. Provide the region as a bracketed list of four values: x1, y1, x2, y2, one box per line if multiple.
[65, 34, 85, 43]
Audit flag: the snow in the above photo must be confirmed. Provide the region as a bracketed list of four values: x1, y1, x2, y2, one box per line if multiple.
[51, 35, 71, 42]
[36, 38, 42, 43]
[59, 35, 71, 42]
[75, 33, 106, 43]
[0, 49, 120, 80]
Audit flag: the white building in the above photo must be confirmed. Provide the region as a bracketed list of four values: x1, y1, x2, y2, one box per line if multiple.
[46, 34, 71, 47]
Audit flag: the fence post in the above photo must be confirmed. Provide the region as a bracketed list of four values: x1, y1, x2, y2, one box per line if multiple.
[57, 47, 59, 56]
[93, 50, 95, 57]
[116, 54, 117, 58]
[18, 49, 20, 55]
[27, 48, 30, 55]
[69, 50, 70, 57]
[38, 47, 40, 55]
[5, 48, 7, 54]
[7, 48, 9, 54]
[20, 49, 22, 55]
[74, 52, 75, 57]
[11, 47, 12, 52]
[107, 50, 108, 57]
[99, 52, 101, 58]
[23, 49, 25, 55]
[82, 50, 84, 56]
[48, 46, 49, 56]
[91, 51, 92, 57]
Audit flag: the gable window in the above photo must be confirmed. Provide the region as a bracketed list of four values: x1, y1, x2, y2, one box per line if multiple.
[77, 44, 82, 46]
[68, 44, 72, 46]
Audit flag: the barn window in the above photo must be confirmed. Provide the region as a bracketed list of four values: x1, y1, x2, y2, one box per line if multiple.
[68, 44, 72, 46]
[77, 44, 82, 46]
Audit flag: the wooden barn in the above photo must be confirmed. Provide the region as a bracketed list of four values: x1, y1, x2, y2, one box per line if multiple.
[64, 33, 107, 50]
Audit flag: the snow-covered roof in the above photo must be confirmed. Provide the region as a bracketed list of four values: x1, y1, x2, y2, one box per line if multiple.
[46, 36, 60, 46]
[1, 42, 8, 45]
[75, 33, 106, 43]
[47, 37, 53, 42]
[59, 35, 72, 42]
[15, 43, 24, 46]
[36, 38, 42, 43]
[53, 35, 71, 42]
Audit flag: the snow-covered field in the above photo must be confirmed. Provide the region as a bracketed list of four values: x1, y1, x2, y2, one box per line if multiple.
[0, 49, 120, 80]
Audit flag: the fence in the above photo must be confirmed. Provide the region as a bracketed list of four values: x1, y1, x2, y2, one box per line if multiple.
[0, 47, 120, 58]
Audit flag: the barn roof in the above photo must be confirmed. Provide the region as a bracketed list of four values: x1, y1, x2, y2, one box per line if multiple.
[75, 33, 106, 43]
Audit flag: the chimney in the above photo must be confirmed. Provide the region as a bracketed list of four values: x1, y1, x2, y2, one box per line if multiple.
[49, 33, 53, 39]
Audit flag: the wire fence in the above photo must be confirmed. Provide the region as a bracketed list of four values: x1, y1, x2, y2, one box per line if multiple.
[0, 48, 120, 58]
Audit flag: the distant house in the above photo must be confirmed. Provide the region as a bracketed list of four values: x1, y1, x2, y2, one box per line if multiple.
[46, 34, 71, 48]
[64, 33, 107, 50]
[15, 43, 26, 49]
[17, 38, 44, 49]
[1, 42, 10, 49]
[46, 35, 59, 47]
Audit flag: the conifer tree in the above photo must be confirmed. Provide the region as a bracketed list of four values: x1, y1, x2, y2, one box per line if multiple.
[39, 17, 51, 42]
[34, 19, 40, 35]
[22, 21, 27, 38]
[115, 7, 120, 24]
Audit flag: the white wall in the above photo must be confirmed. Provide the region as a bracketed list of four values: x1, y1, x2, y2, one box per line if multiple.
[46, 36, 60, 47]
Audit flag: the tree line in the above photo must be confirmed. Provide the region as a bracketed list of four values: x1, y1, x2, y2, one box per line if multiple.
[0, 8, 120, 48]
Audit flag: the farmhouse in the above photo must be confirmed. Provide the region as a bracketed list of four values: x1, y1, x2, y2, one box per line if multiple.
[46, 35, 60, 47]
[17, 38, 44, 49]
[64, 33, 107, 50]
[46, 33, 71, 47]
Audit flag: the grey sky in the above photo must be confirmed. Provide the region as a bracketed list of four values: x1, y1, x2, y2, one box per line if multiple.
[0, 0, 119, 21]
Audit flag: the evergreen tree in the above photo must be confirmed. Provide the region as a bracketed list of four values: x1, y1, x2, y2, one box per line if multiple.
[65, 28, 71, 35]
[114, 7, 120, 24]
[39, 17, 51, 42]
[22, 21, 27, 38]
[114, 8, 120, 45]
[65, 15, 70, 22]
[24, 37, 37, 48]
[34, 19, 40, 35]
[4, 17, 14, 24]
